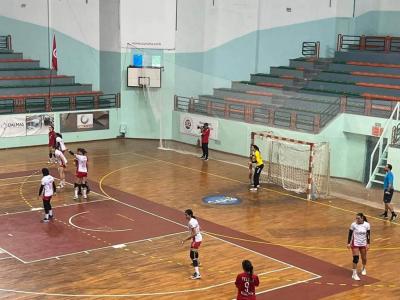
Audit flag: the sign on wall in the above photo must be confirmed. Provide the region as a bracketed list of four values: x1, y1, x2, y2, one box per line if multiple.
[120, 0, 176, 49]
[0, 115, 26, 138]
[180, 113, 219, 140]
[60, 111, 109, 133]
[26, 114, 54, 136]
[0, 114, 54, 138]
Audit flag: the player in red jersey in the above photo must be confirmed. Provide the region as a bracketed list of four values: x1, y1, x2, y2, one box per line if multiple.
[235, 260, 259, 300]
[48, 125, 56, 163]
[68, 148, 88, 200]
[38, 168, 56, 222]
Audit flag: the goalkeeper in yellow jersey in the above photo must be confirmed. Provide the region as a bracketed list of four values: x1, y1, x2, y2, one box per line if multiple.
[250, 145, 264, 191]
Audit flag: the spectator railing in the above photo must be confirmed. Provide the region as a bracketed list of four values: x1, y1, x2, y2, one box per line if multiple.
[0, 35, 12, 50]
[337, 34, 400, 52]
[175, 94, 398, 133]
[302, 41, 320, 59]
[0, 93, 120, 114]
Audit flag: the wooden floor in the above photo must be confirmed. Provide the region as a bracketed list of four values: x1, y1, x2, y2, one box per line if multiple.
[0, 139, 399, 299]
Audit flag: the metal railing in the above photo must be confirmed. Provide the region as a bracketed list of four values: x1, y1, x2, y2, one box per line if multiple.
[302, 41, 320, 59]
[175, 94, 399, 134]
[366, 102, 400, 188]
[0, 35, 12, 50]
[0, 93, 120, 115]
[337, 34, 400, 52]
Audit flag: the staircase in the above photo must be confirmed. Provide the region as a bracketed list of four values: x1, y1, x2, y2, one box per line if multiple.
[366, 102, 400, 188]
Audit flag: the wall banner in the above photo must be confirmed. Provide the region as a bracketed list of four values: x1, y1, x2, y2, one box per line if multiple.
[179, 113, 219, 140]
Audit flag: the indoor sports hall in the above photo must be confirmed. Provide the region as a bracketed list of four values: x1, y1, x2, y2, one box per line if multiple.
[0, 1, 400, 299]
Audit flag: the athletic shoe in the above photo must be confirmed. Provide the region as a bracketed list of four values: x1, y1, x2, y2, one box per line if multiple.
[256, 185, 260, 188]
[200, 156, 204, 159]
[42, 218, 49, 223]
[390, 214, 397, 221]
[190, 272, 201, 280]
[73, 195, 78, 200]
[361, 268, 367, 275]
[380, 212, 388, 218]
[204, 158, 208, 161]
[83, 195, 88, 199]
[352, 273, 361, 281]
[249, 187, 258, 192]
[49, 215, 54, 219]
[57, 185, 64, 189]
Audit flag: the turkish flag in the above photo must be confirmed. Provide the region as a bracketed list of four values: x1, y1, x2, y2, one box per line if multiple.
[52, 35, 58, 71]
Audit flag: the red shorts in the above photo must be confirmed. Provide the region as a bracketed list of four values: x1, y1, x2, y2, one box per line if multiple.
[191, 241, 202, 249]
[76, 171, 87, 178]
[42, 196, 52, 201]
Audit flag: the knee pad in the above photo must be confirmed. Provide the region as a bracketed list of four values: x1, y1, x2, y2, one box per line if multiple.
[74, 183, 79, 189]
[353, 255, 359, 264]
[190, 250, 195, 260]
[81, 183, 87, 189]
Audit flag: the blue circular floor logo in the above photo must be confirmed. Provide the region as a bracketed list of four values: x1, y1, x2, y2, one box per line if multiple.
[202, 195, 241, 205]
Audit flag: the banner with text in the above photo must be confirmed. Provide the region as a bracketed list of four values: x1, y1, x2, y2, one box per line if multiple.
[0, 115, 26, 137]
[60, 111, 109, 133]
[180, 113, 219, 140]
[26, 114, 54, 136]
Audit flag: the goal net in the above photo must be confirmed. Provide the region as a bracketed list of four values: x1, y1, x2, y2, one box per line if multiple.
[251, 131, 330, 199]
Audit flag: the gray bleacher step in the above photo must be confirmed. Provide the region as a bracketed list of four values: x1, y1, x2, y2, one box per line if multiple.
[306, 80, 400, 97]
[0, 68, 54, 76]
[250, 74, 295, 86]
[328, 63, 400, 75]
[289, 59, 317, 70]
[0, 84, 92, 95]
[371, 179, 384, 184]
[0, 52, 23, 60]
[231, 81, 286, 95]
[0, 60, 40, 69]
[213, 88, 274, 103]
[334, 51, 400, 65]
[0, 76, 75, 87]
[270, 67, 305, 79]
[317, 71, 400, 86]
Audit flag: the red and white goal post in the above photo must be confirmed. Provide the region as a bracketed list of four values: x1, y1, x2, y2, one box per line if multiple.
[250, 131, 330, 200]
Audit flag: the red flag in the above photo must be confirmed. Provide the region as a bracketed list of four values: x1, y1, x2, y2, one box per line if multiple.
[52, 35, 58, 71]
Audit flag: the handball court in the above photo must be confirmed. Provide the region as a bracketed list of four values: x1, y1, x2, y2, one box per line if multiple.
[0, 139, 399, 299]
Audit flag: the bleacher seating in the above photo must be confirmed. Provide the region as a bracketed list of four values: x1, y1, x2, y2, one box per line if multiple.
[182, 35, 400, 133]
[0, 34, 119, 114]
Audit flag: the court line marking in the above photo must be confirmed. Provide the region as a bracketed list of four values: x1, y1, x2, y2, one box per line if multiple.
[0, 266, 300, 297]
[68, 211, 133, 233]
[0, 180, 41, 187]
[0, 174, 41, 181]
[126, 151, 400, 227]
[11, 231, 187, 265]
[99, 164, 322, 281]
[0, 248, 25, 264]
[204, 232, 321, 279]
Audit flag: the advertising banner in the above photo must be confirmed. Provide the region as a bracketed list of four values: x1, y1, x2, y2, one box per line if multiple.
[26, 114, 54, 136]
[60, 111, 109, 133]
[0, 115, 26, 138]
[179, 113, 219, 140]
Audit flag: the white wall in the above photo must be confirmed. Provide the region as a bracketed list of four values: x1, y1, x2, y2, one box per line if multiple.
[0, 0, 100, 50]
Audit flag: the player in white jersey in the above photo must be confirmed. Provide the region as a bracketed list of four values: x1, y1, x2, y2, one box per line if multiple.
[347, 212, 371, 281]
[38, 168, 56, 223]
[54, 146, 67, 188]
[68, 148, 89, 200]
[56, 134, 67, 153]
[181, 209, 203, 280]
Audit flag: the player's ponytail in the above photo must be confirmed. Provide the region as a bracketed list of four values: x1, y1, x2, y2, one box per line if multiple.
[185, 209, 196, 219]
[242, 260, 254, 282]
[357, 212, 368, 222]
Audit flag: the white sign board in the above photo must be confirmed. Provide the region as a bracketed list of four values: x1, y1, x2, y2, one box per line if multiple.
[0, 115, 26, 137]
[120, 0, 176, 49]
[180, 113, 219, 140]
[77, 114, 94, 129]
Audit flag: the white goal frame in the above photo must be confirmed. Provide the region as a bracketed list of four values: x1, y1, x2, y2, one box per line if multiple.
[251, 131, 329, 200]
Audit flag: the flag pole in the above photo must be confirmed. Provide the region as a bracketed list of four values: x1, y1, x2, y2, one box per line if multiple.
[47, 0, 52, 111]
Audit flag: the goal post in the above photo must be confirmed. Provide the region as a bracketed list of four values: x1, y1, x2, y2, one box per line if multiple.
[251, 131, 330, 200]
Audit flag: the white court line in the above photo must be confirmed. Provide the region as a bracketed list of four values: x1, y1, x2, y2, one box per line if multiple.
[0, 257, 12, 261]
[0, 248, 25, 264]
[23, 231, 187, 264]
[0, 180, 41, 187]
[204, 232, 321, 279]
[0, 198, 110, 217]
[0, 266, 293, 297]
[68, 211, 133, 233]
[0, 174, 41, 181]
